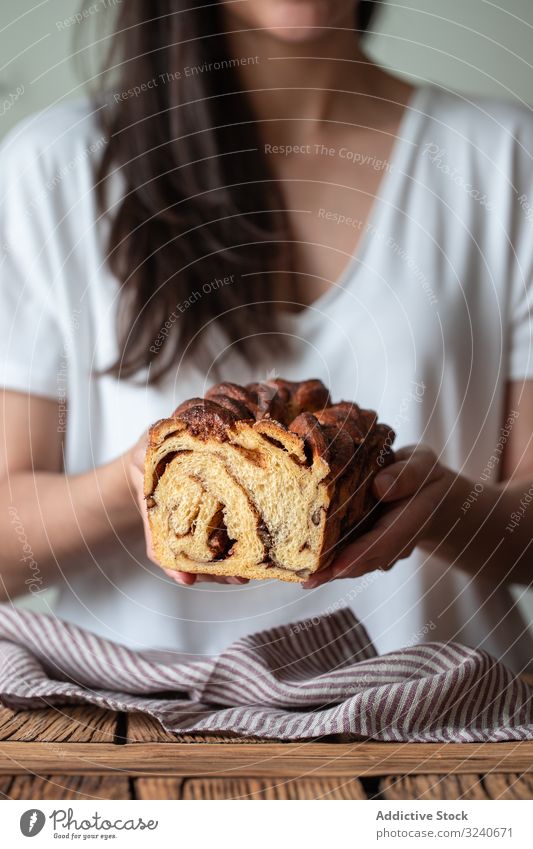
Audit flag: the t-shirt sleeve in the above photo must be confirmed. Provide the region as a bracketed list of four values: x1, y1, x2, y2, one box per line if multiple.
[0, 124, 65, 400]
[507, 121, 533, 381]
[508, 269, 533, 380]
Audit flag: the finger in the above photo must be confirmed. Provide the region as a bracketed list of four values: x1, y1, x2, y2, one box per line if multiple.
[332, 554, 385, 579]
[175, 571, 197, 585]
[129, 460, 158, 563]
[197, 575, 249, 585]
[131, 432, 149, 472]
[224, 576, 249, 584]
[373, 446, 441, 501]
[140, 506, 158, 562]
[163, 569, 197, 586]
[302, 565, 334, 589]
[302, 554, 383, 588]
[169, 572, 249, 585]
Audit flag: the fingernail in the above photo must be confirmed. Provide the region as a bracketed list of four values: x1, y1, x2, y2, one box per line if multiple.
[176, 574, 194, 586]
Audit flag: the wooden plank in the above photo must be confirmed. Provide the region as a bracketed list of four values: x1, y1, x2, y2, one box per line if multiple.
[182, 777, 367, 799]
[381, 774, 489, 800]
[1, 775, 131, 800]
[135, 778, 185, 799]
[483, 773, 533, 800]
[0, 706, 118, 743]
[126, 713, 182, 743]
[126, 712, 273, 744]
[0, 741, 532, 777]
[0, 776, 13, 797]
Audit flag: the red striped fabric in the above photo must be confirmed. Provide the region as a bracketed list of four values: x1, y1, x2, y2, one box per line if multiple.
[0, 606, 531, 741]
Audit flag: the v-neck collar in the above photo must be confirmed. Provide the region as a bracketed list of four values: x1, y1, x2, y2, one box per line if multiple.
[284, 84, 432, 325]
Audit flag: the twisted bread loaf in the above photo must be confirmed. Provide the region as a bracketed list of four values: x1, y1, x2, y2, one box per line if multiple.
[144, 379, 394, 582]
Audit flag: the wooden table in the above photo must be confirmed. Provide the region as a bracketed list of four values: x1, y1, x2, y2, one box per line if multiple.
[0, 703, 532, 800]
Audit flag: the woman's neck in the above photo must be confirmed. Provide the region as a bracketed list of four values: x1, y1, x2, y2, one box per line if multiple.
[221, 13, 411, 130]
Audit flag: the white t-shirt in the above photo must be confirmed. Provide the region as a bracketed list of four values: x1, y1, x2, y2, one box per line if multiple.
[1, 85, 532, 671]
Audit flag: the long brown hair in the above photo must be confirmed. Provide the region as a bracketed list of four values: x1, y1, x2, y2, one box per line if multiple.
[95, 1, 379, 382]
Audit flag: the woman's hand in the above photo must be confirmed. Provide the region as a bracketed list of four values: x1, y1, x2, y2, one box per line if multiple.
[126, 431, 248, 586]
[302, 445, 452, 589]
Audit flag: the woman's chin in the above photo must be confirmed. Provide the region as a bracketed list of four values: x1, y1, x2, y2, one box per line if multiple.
[232, 0, 353, 44]
[266, 24, 332, 45]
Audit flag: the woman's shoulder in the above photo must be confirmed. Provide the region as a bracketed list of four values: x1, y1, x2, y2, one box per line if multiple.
[0, 100, 106, 189]
[424, 85, 533, 150]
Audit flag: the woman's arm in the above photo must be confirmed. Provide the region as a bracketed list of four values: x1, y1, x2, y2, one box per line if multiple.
[422, 380, 533, 584]
[303, 381, 533, 589]
[0, 390, 140, 600]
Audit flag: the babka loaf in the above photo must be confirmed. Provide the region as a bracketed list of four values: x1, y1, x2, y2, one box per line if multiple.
[144, 379, 394, 582]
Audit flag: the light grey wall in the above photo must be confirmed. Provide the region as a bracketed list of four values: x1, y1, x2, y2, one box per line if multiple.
[367, 0, 533, 104]
[2, 1, 532, 618]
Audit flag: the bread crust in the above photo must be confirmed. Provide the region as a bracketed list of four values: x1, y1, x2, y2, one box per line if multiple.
[144, 378, 394, 582]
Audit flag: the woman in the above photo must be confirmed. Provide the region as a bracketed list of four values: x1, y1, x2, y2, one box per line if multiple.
[1, 0, 532, 669]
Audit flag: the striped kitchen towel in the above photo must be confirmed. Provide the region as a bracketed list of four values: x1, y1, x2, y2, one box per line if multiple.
[0, 604, 531, 741]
